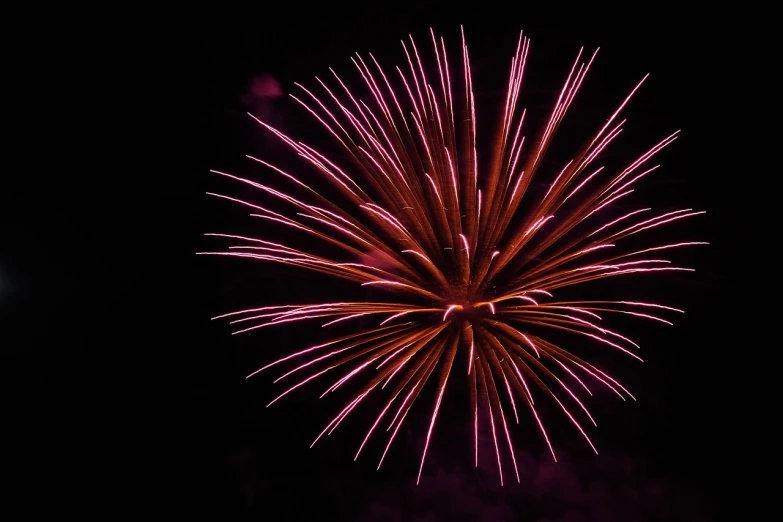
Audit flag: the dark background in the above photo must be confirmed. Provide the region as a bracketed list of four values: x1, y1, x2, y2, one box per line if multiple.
[3, 5, 740, 520]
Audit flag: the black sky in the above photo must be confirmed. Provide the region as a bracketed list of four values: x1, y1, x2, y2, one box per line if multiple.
[3, 6, 740, 520]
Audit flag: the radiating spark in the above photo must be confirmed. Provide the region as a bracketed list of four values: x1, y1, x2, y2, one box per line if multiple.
[443, 305, 461, 321]
[520, 334, 540, 358]
[527, 289, 553, 297]
[322, 313, 366, 327]
[459, 234, 470, 260]
[381, 311, 410, 325]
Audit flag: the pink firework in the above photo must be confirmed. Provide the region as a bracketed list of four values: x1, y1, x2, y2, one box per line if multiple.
[201, 27, 705, 485]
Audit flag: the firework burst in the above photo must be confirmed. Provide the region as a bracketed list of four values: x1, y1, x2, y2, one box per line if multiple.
[202, 28, 705, 485]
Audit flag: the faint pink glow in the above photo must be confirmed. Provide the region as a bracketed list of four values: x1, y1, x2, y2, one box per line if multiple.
[246, 74, 282, 98]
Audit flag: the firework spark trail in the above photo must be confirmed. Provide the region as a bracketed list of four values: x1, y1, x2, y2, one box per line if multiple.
[204, 27, 705, 483]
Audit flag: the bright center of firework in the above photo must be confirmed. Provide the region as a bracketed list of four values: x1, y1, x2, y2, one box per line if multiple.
[442, 300, 495, 321]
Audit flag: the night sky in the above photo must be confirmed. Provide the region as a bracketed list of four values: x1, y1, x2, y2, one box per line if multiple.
[4, 6, 739, 520]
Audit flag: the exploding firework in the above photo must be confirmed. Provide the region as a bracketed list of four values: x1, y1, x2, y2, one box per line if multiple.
[202, 28, 705, 485]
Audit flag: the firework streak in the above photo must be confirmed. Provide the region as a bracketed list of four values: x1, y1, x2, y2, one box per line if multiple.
[201, 28, 705, 485]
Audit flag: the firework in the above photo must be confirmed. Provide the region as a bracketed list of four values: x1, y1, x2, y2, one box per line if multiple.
[201, 28, 705, 485]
